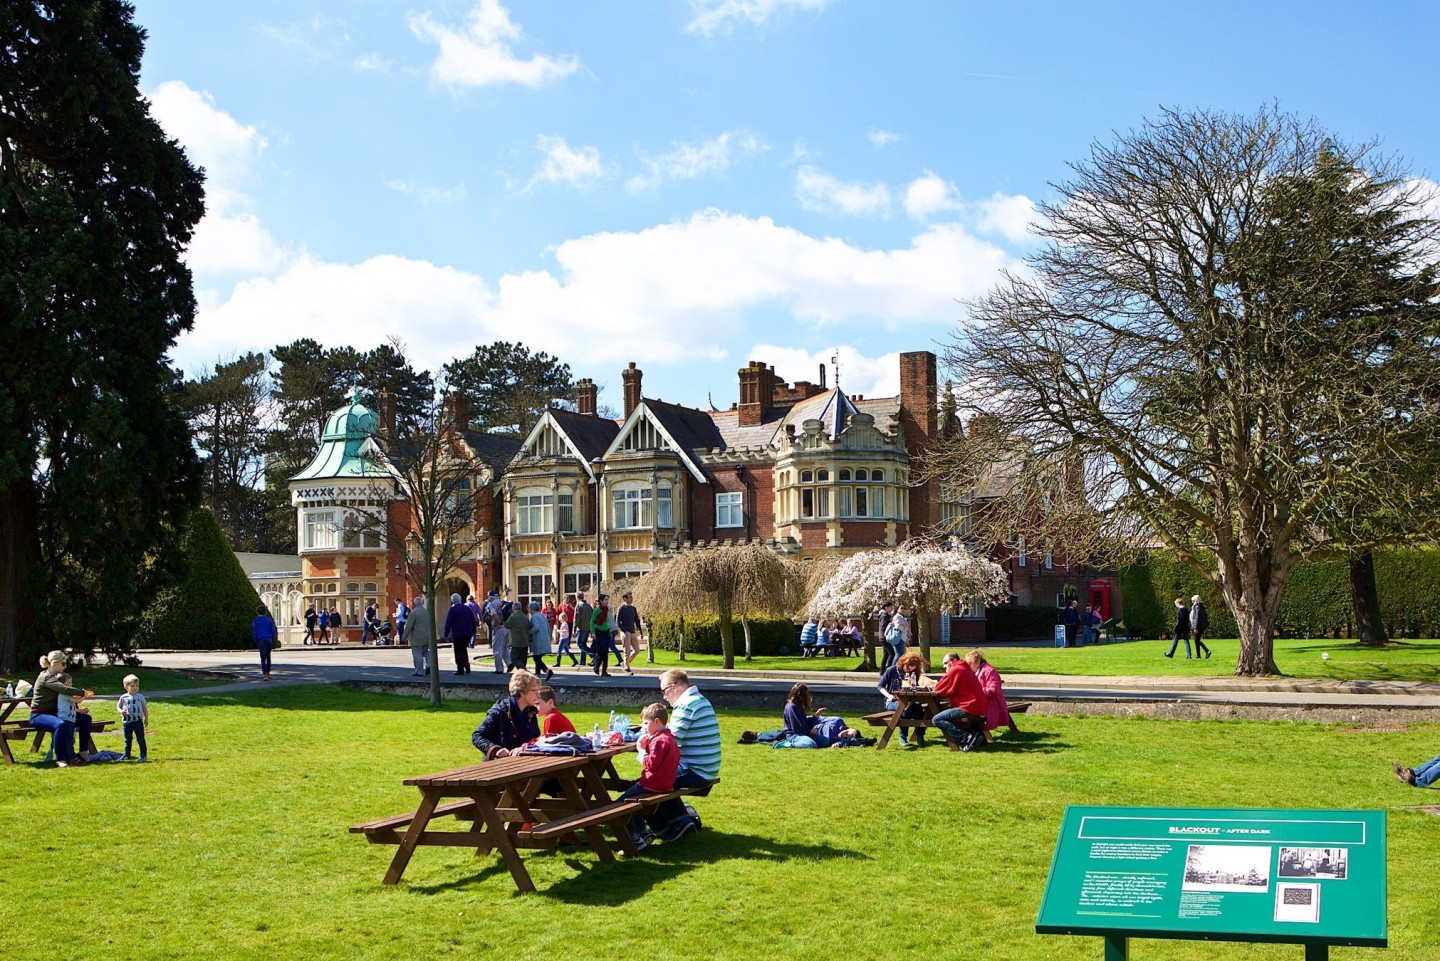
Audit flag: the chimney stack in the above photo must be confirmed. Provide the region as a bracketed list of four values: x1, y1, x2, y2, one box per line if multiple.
[898, 350, 939, 533]
[622, 362, 643, 419]
[447, 391, 472, 432]
[737, 361, 777, 427]
[576, 378, 598, 417]
[378, 386, 397, 435]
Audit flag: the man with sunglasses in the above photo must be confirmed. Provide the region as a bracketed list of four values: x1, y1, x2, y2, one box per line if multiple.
[654, 669, 719, 841]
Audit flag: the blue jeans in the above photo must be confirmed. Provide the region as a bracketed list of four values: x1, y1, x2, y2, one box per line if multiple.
[256, 640, 273, 675]
[932, 708, 985, 748]
[775, 735, 817, 749]
[653, 764, 712, 827]
[885, 699, 927, 745]
[28, 712, 76, 762]
[1167, 632, 1192, 658]
[575, 630, 592, 665]
[880, 640, 896, 671]
[1414, 752, 1440, 788]
[618, 782, 672, 842]
[123, 720, 147, 759]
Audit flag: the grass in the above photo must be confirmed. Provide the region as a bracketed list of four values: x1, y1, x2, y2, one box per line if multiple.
[639, 638, 1440, 682]
[2, 665, 226, 695]
[4, 684, 1440, 960]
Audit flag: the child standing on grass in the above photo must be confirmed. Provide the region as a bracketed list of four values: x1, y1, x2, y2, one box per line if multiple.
[617, 702, 682, 853]
[537, 686, 576, 736]
[117, 674, 150, 761]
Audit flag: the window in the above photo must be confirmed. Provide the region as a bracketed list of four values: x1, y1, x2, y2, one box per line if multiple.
[871, 469, 884, 481]
[854, 486, 868, 517]
[817, 469, 829, 482]
[838, 469, 851, 481]
[801, 488, 815, 518]
[612, 485, 649, 529]
[445, 477, 473, 520]
[341, 511, 382, 549]
[557, 493, 575, 534]
[717, 491, 743, 528]
[854, 469, 868, 482]
[656, 487, 673, 528]
[817, 487, 830, 517]
[346, 582, 360, 593]
[516, 490, 554, 534]
[1017, 534, 1027, 567]
[1044, 543, 1054, 569]
[562, 571, 595, 599]
[837, 486, 852, 517]
[517, 573, 554, 610]
[800, 470, 813, 483]
[870, 486, 884, 518]
[302, 510, 336, 551]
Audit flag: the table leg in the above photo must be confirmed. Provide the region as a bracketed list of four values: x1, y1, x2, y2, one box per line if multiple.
[383, 789, 440, 885]
[1303, 945, 1328, 961]
[474, 793, 536, 894]
[876, 703, 904, 750]
[0, 736, 13, 765]
[555, 771, 623, 861]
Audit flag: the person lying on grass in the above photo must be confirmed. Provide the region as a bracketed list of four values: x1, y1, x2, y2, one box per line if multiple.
[471, 670, 542, 759]
[780, 683, 859, 748]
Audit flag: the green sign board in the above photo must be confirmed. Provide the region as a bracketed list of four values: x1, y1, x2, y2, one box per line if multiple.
[1036, 806, 1387, 951]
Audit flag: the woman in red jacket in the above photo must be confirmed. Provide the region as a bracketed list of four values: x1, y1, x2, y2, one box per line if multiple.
[931, 652, 989, 751]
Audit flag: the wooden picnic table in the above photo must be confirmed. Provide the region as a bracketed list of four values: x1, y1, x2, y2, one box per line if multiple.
[351, 742, 642, 893]
[865, 689, 960, 752]
[0, 696, 111, 763]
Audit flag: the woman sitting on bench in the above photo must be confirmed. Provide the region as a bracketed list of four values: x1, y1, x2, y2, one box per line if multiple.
[876, 652, 929, 748]
[779, 684, 858, 748]
[470, 669, 542, 759]
[965, 649, 1012, 734]
[29, 650, 94, 767]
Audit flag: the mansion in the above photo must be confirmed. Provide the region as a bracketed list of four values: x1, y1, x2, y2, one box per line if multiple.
[288, 350, 1103, 643]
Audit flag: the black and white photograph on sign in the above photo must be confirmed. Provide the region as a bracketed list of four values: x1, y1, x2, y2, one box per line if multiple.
[1181, 844, 1271, 893]
[1274, 883, 1321, 923]
[1278, 847, 1348, 879]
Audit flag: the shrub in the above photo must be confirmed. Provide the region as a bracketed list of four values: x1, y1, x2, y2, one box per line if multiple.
[1117, 553, 1236, 639]
[647, 615, 798, 656]
[134, 508, 262, 651]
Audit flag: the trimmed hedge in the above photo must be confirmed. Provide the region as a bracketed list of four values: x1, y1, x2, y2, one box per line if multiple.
[648, 615, 799, 656]
[1118, 548, 1440, 639]
[134, 508, 263, 651]
[986, 604, 1062, 641]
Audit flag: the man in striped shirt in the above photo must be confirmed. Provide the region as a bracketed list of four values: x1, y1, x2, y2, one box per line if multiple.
[655, 669, 720, 841]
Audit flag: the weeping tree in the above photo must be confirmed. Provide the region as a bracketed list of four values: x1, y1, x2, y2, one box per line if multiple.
[630, 543, 792, 669]
[935, 106, 1440, 676]
[807, 541, 1009, 668]
[794, 553, 882, 669]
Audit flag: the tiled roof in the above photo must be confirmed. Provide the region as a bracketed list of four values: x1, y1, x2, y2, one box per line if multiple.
[644, 398, 727, 453]
[460, 430, 523, 475]
[707, 389, 904, 452]
[546, 407, 621, 462]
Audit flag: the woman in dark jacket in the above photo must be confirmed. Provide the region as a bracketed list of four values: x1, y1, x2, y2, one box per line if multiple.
[471, 669, 543, 759]
[29, 651, 94, 767]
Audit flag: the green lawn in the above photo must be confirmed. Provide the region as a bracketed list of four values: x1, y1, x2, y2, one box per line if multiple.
[640, 638, 1440, 682]
[2, 664, 226, 696]
[3, 684, 1440, 960]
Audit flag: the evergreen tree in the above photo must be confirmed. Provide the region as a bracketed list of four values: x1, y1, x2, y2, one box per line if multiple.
[134, 508, 261, 652]
[443, 341, 575, 436]
[1, 1, 206, 672]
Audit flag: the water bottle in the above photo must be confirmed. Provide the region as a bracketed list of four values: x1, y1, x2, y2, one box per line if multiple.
[608, 710, 617, 732]
[4, 682, 12, 698]
[591, 723, 601, 747]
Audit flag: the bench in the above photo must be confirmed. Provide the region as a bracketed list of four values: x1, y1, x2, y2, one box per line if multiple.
[629, 779, 719, 807]
[865, 703, 1031, 735]
[350, 799, 480, 841]
[515, 800, 643, 843]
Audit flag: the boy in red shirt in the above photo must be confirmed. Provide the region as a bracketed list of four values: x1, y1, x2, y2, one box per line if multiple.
[931, 652, 989, 751]
[618, 702, 681, 852]
[537, 686, 576, 736]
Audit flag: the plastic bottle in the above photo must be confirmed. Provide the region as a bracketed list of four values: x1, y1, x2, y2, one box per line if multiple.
[4, 682, 12, 698]
[591, 723, 602, 747]
[608, 710, 617, 732]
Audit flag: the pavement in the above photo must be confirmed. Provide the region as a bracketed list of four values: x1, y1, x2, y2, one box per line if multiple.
[130, 644, 1440, 710]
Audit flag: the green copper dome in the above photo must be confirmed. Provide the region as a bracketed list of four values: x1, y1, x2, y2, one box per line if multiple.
[290, 387, 391, 482]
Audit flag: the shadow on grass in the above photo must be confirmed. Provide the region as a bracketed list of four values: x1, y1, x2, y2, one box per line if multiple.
[981, 728, 1072, 754]
[1281, 642, 1440, 682]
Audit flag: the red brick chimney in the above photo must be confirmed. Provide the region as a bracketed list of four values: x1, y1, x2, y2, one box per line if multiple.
[377, 386, 397, 435]
[447, 391, 471, 432]
[899, 351, 938, 533]
[737, 361, 777, 427]
[622, 362, 643, 419]
[576, 378, 598, 417]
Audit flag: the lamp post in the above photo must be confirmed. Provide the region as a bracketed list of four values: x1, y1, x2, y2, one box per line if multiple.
[591, 457, 605, 595]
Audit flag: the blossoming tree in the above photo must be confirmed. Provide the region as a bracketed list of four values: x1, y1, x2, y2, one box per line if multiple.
[807, 541, 1010, 667]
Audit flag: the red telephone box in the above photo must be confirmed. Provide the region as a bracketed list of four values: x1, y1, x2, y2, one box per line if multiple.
[1088, 579, 1113, 621]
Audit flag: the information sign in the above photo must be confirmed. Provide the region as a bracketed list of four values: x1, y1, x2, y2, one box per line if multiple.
[1036, 806, 1386, 957]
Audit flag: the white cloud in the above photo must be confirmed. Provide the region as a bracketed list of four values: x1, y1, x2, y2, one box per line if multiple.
[627, 130, 766, 192]
[795, 166, 892, 216]
[353, 53, 390, 72]
[410, 0, 579, 88]
[903, 171, 963, 219]
[867, 128, 901, 148]
[747, 344, 903, 398]
[687, 0, 833, 35]
[147, 81, 287, 278]
[177, 209, 1021, 376]
[389, 179, 469, 205]
[528, 135, 604, 190]
[976, 192, 1037, 242]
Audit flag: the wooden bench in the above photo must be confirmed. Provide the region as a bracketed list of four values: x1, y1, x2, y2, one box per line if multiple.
[865, 703, 1031, 735]
[29, 719, 113, 755]
[515, 800, 643, 843]
[350, 799, 480, 841]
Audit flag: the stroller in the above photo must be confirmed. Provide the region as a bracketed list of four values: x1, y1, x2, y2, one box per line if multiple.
[364, 616, 393, 645]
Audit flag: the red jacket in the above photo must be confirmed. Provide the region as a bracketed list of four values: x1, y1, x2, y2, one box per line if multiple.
[933, 660, 989, 716]
[542, 708, 576, 737]
[638, 728, 680, 792]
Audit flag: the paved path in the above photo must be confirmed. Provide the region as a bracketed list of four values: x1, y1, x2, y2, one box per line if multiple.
[134, 646, 1440, 709]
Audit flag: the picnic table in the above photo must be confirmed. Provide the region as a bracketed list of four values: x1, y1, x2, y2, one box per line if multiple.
[351, 742, 647, 893]
[0, 695, 112, 764]
[864, 689, 958, 751]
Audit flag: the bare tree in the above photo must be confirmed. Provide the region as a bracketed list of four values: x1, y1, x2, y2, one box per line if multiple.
[934, 106, 1440, 675]
[361, 392, 484, 707]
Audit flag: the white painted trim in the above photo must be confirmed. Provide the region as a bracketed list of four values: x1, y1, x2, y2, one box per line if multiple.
[602, 403, 709, 484]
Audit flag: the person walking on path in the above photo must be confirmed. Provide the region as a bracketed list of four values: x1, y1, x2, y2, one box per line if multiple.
[574, 593, 594, 667]
[443, 593, 477, 675]
[1165, 597, 1192, 659]
[590, 594, 617, 677]
[876, 602, 896, 671]
[527, 601, 555, 681]
[617, 591, 645, 674]
[402, 595, 431, 676]
[1190, 595, 1212, 658]
[303, 604, 317, 645]
[252, 604, 278, 680]
[505, 604, 532, 677]
[1063, 600, 1080, 647]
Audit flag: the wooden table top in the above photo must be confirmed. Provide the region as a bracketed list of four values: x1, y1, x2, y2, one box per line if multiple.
[405, 741, 636, 788]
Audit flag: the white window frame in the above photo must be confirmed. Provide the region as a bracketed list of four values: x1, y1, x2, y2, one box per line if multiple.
[557, 492, 575, 534]
[1017, 534, 1028, 568]
[656, 486, 674, 528]
[612, 483, 650, 530]
[516, 488, 554, 535]
[716, 491, 743, 528]
[302, 509, 337, 551]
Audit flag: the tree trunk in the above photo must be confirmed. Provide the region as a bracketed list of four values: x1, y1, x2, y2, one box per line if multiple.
[718, 592, 735, 669]
[425, 587, 442, 707]
[0, 477, 42, 675]
[914, 604, 931, 669]
[860, 620, 877, 672]
[741, 616, 752, 661]
[1349, 551, 1389, 646]
[678, 614, 686, 661]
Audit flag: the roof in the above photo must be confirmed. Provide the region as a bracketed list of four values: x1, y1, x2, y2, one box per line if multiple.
[708, 389, 903, 452]
[290, 390, 395, 482]
[604, 399, 726, 482]
[460, 430, 524, 475]
[547, 407, 621, 461]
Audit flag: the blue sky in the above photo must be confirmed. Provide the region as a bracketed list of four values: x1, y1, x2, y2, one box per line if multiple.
[137, 0, 1440, 410]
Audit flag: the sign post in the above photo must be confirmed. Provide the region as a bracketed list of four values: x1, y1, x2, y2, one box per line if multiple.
[1037, 806, 1387, 959]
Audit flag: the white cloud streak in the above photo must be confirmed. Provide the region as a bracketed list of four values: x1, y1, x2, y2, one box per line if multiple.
[410, 0, 579, 89]
[686, 0, 833, 35]
[528, 135, 604, 190]
[795, 165, 892, 216]
[867, 128, 901, 147]
[627, 130, 766, 192]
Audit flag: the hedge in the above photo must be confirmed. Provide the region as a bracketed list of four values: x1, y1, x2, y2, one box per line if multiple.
[647, 615, 799, 656]
[134, 508, 263, 651]
[986, 604, 1062, 641]
[1118, 547, 1440, 639]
